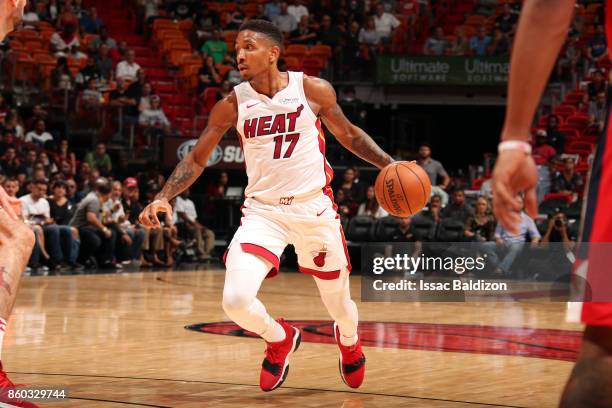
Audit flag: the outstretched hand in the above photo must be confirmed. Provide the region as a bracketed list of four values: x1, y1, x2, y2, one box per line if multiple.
[138, 199, 173, 228]
[492, 150, 538, 235]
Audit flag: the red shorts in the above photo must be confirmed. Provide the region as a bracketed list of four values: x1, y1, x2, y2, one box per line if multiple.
[575, 107, 612, 326]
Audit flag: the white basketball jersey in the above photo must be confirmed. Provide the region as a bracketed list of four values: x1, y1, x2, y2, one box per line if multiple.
[234, 71, 332, 203]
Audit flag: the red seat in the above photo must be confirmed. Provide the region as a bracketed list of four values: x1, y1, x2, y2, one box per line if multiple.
[565, 115, 590, 129]
[201, 87, 221, 113]
[301, 58, 324, 76]
[565, 140, 595, 155]
[543, 192, 574, 203]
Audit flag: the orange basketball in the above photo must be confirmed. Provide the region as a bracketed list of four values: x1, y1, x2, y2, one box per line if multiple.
[374, 161, 432, 217]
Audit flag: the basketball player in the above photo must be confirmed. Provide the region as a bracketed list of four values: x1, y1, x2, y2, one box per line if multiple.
[0, 1, 41, 407]
[139, 20, 394, 391]
[492, 1, 612, 406]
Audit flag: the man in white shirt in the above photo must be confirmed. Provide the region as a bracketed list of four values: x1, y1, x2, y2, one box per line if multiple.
[175, 189, 215, 261]
[25, 119, 54, 146]
[272, 2, 297, 34]
[115, 49, 141, 82]
[21, 179, 71, 270]
[103, 181, 144, 264]
[287, 0, 308, 24]
[373, 2, 400, 41]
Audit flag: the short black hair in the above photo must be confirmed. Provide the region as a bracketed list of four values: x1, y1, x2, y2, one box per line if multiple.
[95, 177, 111, 195]
[239, 19, 284, 49]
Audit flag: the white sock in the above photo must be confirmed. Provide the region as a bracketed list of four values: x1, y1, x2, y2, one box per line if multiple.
[0, 318, 7, 360]
[260, 315, 286, 343]
[340, 330, 358, 347]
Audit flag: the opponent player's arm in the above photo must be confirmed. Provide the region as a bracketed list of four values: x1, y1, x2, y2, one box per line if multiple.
[304, 76, 394, 169]
[501, 0, 575, 141]
[155, 93, 237, 203]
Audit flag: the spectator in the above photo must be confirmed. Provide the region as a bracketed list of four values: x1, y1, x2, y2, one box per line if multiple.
[470, 26, 491, 56]
[139, 95, 171, 136]
[589, 91, 607, 131]
[273, 2, 297, 34]
[25, 119, 54, 146]
[334, 167, 364, 203]
[3, 111, 24, 140]
[253, 4, 271, 21]
[80, 78, 104, 108]
[76, 56, 102, 87]
[586, 70, 607, 102]
[417, 143, 450, 197]
[51, 57, 74, 90]
[69, 177, 120, 269]
[103, 181, 145, 264]
[116, 49, 141, 82]
[195, 3, 220, 40]
[109, 78, 138, 123]
[55, 139, 77, 178]
[482, 196, 541, 276]
[442, 189, 474, 224]
[317, 13, 341, 51]
[390, 217, 413, 241]
[95, 44, 114, 81]
[488, 28, 510, 56]
[587, 24, 608, 67]
[288, 0, 309, 23]
[0, 148, 20, 177]
[84, 142, 112, 175]
[225, 6, 245, 30]
[21, 2, 40, 29]
[207, 171, 229, 197]
[175, 189, 215, 261]
[449, 26, 470, 56]
[546, 115, 566, 154]
[135, 82, 154, 113]
[373, 2, 400, 42]
[495, 4, 518, 34]
[421, 194, 443, 224]
[20, 149, 38, 178]
[359, 15, 382, 50]
[50, 22, 79, 57]
[65, 178, 79, 205]
[48, 180, 82, 270]
[20, 179, 69, 272]
[198, 55, 222, 94]
[552, 158, 583, 198]
[342, 20, 362, 75]
[532, 130, 557, 166]
[111, 40, 129, 64]
[423, 26, 448, 56]
[556, 36, 581, 82]
[264, 0, 281, 21]
[80, 7, 103, 34]
[290, 15, 317, 45]
[464, 196, 495, 241]
[335, 188, 358, 219]
[37, 151, 58, 175]
[542, 211, 574, 252]
[201, 30, 229, 65]
[357, 185, 388, 218]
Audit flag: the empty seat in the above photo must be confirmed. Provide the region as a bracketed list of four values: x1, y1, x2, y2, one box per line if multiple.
[372, 216, 400, 241]
[436, 219, 465, 241]
[346, 216, 375, 242]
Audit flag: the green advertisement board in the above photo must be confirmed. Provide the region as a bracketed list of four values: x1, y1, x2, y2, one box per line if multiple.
[376, 55, 510, 86]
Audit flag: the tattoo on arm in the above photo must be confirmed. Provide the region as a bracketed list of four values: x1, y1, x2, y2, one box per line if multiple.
[155, 159, 204, 202]
[0, 267, 12, 295]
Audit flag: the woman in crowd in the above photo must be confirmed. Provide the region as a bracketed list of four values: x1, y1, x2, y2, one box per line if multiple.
[464, 196, 496, 241]
[357, 185, 388, 218]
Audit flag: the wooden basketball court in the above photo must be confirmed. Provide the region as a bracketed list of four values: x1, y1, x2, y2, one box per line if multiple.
[5, 267, 581, 407]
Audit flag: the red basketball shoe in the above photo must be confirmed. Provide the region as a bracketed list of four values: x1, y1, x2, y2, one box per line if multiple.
[259, 318, 301, 392]
[0, 362, 39, 407]
[334, 322, 366, 388]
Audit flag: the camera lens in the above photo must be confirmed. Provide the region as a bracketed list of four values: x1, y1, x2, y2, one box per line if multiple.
[555, 219, 563, 227]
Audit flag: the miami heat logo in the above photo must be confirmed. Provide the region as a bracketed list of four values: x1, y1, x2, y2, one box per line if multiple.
[313, 245, 328, 267]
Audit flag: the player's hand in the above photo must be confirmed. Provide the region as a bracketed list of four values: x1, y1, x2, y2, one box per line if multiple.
[492, 150, 538, 235]
[0, 186, 35, 253]
[139, 199, 173, 228]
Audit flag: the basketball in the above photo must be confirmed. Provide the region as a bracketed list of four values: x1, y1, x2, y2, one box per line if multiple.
[374, 161, 432, 217]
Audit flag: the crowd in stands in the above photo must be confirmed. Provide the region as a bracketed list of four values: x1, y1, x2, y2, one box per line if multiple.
[0, 112, 217, 272]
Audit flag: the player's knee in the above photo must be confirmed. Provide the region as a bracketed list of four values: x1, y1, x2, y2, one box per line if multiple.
[222, 285, 254, 315]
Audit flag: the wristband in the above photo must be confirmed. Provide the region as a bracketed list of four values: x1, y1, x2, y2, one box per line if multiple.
[498, 140, 532, 155]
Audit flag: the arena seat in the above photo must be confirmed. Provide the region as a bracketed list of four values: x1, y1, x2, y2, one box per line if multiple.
[538, 198, 569, 215]
[202, 87, 222, 113]
[372, 216, 400, 241]
[346, 216, 375, 242]
[409, 215, 436, 241]
[436, 219, 465, 241]
[543, 192, 574, 203]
